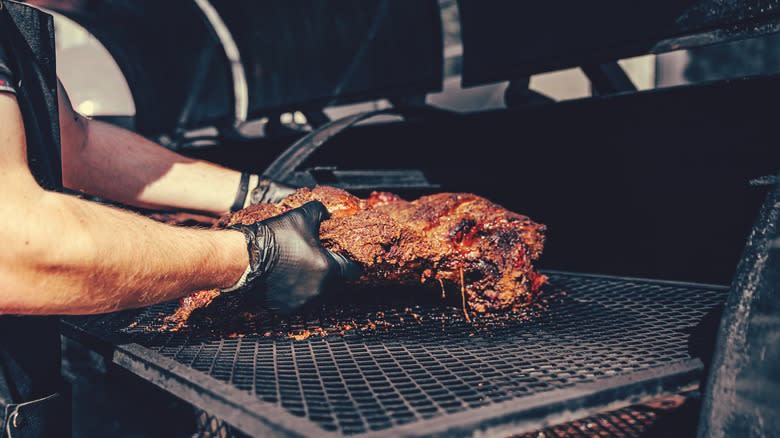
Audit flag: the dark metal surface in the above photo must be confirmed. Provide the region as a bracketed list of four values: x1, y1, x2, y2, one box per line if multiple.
[503, 77, 556, 108]
[44, 0, 234, 136]
[41, 0, 443, 135]
[516, 393, 698, 438]
[211, 0, 443, 116]
[288, 169, 440, 193]
[197, 393, 701, 438]
[61, 273, 726, 437]
[649, 15, 780, 55]
[262, 109, 400, 181]
[697, 175, 780, 437]
[458, 0, 780, 86]
[581, 63, 637, 96]
[262, 108, 452, 182]
[193, 73, 780, 286]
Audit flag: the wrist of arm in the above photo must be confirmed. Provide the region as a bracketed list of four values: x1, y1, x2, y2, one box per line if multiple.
[0, 190, 247, 315]
[61, 116, 244, 215]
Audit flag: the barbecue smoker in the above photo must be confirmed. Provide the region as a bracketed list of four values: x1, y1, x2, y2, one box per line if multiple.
[37, 0, 780, 436]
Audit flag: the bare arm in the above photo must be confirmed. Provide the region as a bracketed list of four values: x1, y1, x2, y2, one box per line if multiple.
[0, 92, 247, 315]
[58, 82, 242, 215]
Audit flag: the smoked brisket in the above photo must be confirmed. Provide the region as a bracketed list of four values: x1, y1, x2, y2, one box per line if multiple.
[165, 187, 546, 330]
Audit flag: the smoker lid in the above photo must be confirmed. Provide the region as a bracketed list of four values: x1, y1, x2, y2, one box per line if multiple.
[210, 1, 443, 117]
[458, 0, 780, 86]
[36, 0, 233, 135]
[35, 0, 443, 136]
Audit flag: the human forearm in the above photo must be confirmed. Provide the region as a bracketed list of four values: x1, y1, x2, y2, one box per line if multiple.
[62, 117, 241, 214]
[0, 190, 247, 315]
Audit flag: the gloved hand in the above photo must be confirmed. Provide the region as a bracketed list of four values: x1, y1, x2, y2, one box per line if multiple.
[248, 177, 297, 205]
[224, 201, 360, 312]
[231, 174, 299, 212]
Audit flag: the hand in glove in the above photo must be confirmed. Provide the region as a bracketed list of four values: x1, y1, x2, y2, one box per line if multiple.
[230, 173, 297, 212]
[223, 201, 360, 312]
[249, 177, 297, 205]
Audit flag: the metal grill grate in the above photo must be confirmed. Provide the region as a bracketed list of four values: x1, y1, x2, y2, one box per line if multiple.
[519, 408, 661, 438]
[195, 394, 693, 438]
[514, 394, 696, 438]
[62, 273, 726, 437]
[195, 409, 250, 438]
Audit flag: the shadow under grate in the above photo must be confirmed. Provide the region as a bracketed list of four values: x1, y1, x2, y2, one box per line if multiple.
[61, 272, 727, 437]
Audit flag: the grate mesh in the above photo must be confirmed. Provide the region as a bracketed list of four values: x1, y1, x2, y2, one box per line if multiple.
[194, 409, 250, 438]
[514, 394, 695, 438]
[195, 394, 694, 438]
[64, 273, 726, 436]
[518, 408, 661, 438]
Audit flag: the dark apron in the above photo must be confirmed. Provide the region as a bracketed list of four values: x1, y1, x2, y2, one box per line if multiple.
[0, 1, 69, 436]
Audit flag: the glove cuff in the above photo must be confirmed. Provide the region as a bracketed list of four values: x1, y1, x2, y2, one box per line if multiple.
[221, 223, 276, 293]
[220, 264, 252, 293]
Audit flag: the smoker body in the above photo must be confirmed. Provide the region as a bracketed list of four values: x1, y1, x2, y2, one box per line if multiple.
[29, 0, 780, 436]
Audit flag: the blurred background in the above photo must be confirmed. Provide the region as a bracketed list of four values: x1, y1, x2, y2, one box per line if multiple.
[51, 0, 780, 120]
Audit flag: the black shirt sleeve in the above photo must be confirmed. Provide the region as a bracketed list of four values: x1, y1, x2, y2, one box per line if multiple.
[0, 39, 16, 94]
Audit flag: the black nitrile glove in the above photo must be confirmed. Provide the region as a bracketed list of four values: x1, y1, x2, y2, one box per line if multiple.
[249, 177, 297, 205]
[224, 201, 360, 312]
[231, 175, 297, 212]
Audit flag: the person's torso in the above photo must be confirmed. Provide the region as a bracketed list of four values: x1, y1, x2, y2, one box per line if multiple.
[0, 0, 64, 408]
[1, 0, 62, 191]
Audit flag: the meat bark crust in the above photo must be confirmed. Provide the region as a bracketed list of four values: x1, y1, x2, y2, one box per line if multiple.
[166, 187, 546, 329]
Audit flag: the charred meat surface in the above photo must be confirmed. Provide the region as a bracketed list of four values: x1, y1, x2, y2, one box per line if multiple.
[164, 187, 546, 330]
